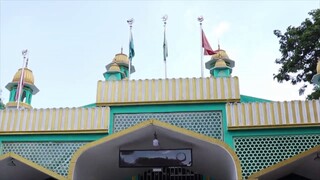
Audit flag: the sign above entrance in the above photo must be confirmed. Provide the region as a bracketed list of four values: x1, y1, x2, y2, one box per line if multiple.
[119, 149, 192, 168]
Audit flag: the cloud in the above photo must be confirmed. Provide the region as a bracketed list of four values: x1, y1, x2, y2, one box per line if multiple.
[212, 21, 231, 38]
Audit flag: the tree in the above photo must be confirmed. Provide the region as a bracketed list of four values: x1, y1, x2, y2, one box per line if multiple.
[273, 9, 320, 99]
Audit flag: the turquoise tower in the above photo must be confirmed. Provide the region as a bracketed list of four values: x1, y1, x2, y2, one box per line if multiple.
[0, 97, 4, 110]
[104, 51, 135, 81]
[5, 68, 39, 109]
[205, 48, 235, 77]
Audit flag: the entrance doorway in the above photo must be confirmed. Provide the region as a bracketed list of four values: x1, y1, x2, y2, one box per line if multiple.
[138, 167, 203, 180]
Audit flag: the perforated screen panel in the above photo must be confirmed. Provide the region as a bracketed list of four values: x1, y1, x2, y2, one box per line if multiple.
[234, 135, 320, 179]
[114, 111, 223, 140]
[2, 142, 88, 177]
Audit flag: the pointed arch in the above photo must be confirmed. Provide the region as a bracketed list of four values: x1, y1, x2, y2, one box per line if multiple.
[68, 119, 242, 180]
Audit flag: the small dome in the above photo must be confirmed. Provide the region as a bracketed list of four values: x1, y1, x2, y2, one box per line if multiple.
[108, 63, 121, 72]
[105, 52, 135, 74]
[214, 59, 227, 68]
[211, 49, 230, 60]
[113, 53, 129, 65]
[12, 68, 35, 85]
[317, 59, 320, 74]
[206, 49, 235, 70]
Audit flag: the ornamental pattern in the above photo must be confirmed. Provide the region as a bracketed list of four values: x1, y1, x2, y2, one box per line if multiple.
[234, 135, 320, 179]
[2, 142, 88, 176]
[114, 111, 223, 140]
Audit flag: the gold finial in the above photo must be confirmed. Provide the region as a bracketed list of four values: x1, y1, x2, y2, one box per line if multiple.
[217, 41, 222, 58]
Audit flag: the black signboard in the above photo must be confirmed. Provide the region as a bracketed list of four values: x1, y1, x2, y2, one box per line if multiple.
[119, 149, 192, 167]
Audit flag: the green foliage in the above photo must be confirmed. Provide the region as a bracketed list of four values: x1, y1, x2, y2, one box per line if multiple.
[273, 9, 320, 99]
[307, 86, 320, 100]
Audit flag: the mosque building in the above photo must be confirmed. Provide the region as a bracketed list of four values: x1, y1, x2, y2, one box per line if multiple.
[0, 48, 319, 180]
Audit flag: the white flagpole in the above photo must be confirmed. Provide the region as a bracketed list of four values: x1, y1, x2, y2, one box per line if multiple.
[129, 53, 131, 80]
[162, 15, 168, 79]
[129, 26, 132, 80]
[198, 16, 204, 78]
[165, 58, 167, 78]
[17, 49, 28, 109]
[164, 21, 167, 79]
[127, 18, 134, 80]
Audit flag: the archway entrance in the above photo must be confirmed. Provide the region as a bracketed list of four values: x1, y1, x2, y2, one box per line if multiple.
[69, 120, 242, 180]
[137, 167, 204, 180]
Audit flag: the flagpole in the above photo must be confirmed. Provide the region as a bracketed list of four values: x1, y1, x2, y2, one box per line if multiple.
[129, 28, 131, 80]
[162, 15, 168, 79]
[17, 49, 28, 109]
[127, 18, 134, 80]
[198, 16, 204, 78]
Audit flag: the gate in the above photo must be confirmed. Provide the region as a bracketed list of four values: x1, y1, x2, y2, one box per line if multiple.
[138, 167, 203, 180]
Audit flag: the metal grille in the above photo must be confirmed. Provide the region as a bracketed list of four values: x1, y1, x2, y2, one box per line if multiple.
[114, 111, 223, 140]
[234, 134, 320, 179]
[138, 167, 203, 180]
[2, 142, 87, 177]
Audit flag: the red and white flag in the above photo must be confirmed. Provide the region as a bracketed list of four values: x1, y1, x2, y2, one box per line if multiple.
[201, 29, 216, 55]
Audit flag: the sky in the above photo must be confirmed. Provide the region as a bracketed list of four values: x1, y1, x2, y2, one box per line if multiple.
[0, 0, 319, 108]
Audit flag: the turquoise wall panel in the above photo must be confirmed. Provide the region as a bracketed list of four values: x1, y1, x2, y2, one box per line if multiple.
[234, 134, 320, 179]
[110, 103, 227, 139]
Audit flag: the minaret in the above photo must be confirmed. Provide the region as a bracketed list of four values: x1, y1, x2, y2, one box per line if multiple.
[5, 67, 39, 109]
[311, 58, 320, 85]
[211, 59, 232, 77]
[104, 62, 124, 80]
[0, 99, 4, 110]
[103, 49, 135, 81]
[0, 90, 4, 110]
[205, 46, 235, 77]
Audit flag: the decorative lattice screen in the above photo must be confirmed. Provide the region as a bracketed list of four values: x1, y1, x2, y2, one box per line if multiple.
[234, 134, 320, 179]
[114, 111, 223, 140]
[2, 142, 88, 177]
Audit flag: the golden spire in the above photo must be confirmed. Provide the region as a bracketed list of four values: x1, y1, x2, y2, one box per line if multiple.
[217, 41, 222, 58]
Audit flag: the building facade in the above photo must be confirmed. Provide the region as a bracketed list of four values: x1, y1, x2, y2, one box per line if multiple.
[0, 50, 319, 180]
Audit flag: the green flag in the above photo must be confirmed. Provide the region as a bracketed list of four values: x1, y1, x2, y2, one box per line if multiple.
[129, 31, 135, 61]
[163, 30, 168, 61]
